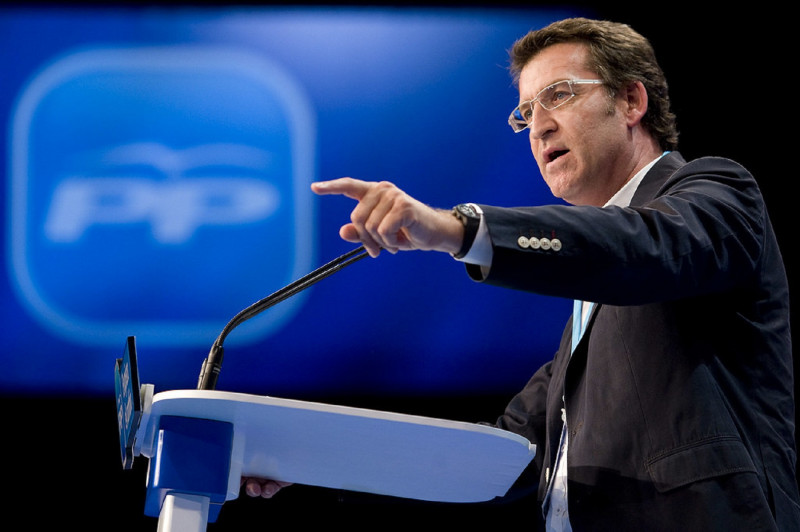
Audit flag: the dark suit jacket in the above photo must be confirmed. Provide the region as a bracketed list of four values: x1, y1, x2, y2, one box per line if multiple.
[467, 152, 800, 530]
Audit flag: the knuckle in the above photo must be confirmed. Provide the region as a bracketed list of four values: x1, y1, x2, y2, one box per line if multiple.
[365, 218, 380, 233]
[375, 181, 400, 198]
[350, 209, 366, 225]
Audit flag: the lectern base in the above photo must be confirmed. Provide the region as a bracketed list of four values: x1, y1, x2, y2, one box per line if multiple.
[157, 493, 209, 532]
[144, 415, 232, 528]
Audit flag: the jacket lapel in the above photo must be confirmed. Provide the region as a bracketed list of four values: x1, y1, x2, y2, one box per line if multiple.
[630, 151, 686, 207]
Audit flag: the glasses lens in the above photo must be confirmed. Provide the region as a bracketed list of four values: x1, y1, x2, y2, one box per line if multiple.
[539, 81, 575, 111]
[509, 103, 532, 132]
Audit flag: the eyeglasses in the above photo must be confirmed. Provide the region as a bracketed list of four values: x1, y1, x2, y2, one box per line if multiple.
[508, 79, 603, 133]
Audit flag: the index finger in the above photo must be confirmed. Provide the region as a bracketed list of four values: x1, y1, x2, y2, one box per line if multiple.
[311, 177, 371, 200]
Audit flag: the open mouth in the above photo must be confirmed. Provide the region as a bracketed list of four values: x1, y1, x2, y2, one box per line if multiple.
[548, 149, 569, 163]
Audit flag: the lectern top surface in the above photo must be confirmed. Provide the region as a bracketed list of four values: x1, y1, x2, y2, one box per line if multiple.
[138, 389, 535, 503]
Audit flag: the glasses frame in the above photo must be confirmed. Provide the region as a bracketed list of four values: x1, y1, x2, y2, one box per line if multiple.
[508, 79, 604, 133]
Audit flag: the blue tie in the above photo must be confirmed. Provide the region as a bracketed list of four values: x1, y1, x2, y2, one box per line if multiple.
[571, 300, 593, 352]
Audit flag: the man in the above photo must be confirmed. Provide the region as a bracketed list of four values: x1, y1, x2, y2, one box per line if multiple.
[246, 18, 799, 530]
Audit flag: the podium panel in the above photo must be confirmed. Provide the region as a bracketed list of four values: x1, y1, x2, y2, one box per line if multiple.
[136, 389, 536, 505]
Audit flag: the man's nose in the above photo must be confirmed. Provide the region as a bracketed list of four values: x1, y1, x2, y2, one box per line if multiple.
[528, 103, 556, 140]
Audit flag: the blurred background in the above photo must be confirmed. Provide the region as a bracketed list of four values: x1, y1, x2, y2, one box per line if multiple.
[1, 1, 790, 529]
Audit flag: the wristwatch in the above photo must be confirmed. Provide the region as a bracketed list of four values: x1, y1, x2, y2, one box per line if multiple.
[451, 203, 481, 259]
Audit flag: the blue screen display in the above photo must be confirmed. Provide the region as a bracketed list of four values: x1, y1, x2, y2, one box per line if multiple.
[1, 5, 588, 397]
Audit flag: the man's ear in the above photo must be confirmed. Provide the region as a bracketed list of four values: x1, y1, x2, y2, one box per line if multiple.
[622, 80, 648, 127]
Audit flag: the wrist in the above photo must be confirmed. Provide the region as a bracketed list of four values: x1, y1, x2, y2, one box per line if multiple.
[450, 203, 481, 259]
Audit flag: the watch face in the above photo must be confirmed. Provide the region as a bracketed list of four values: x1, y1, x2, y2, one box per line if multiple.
[458, 204, 477, 218]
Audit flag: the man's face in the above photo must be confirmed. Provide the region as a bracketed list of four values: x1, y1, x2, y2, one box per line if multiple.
[518, 42, 634, 206]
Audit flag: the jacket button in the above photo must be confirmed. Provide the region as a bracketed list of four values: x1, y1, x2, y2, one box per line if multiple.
[529, 237, 541, 249]
[551, 238, 562, 251]
[517, 236, 530, 248]
[540, 238, 551, 250]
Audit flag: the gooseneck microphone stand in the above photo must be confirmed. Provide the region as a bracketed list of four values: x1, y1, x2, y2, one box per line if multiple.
[197, 245, 370, 390]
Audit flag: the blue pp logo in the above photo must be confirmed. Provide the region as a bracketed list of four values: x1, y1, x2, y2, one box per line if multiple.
[8, 46, 316, 346]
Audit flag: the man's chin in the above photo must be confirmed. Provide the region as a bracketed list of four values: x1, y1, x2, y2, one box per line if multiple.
[543, 177, 574, 203]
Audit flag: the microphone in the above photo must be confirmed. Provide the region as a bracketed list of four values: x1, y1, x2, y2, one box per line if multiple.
[197, 245, 371, 390]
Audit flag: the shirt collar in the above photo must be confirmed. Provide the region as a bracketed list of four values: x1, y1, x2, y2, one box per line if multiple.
[604, 152, 668, 208]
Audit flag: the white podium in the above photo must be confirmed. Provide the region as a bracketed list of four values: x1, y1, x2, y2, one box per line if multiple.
[114, 248, 539, 529]
[130, 388, 536, 531]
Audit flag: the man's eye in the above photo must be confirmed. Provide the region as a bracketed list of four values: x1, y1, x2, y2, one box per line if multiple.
[543, 89, 571, 107]
[552, 90, 571, 102]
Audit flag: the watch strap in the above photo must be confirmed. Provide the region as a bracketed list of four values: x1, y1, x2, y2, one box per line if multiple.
[452, 204, 480, 259]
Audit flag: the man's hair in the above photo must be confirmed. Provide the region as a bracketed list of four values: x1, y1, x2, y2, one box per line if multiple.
[510, 18, 678, 151]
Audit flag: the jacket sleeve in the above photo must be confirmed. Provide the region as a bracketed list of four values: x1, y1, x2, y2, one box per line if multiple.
[491, 357, 553, 502]
[466, 156, 769, 306]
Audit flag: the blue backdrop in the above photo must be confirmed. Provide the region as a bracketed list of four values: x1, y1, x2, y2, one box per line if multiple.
[0, 5, 588, 398]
